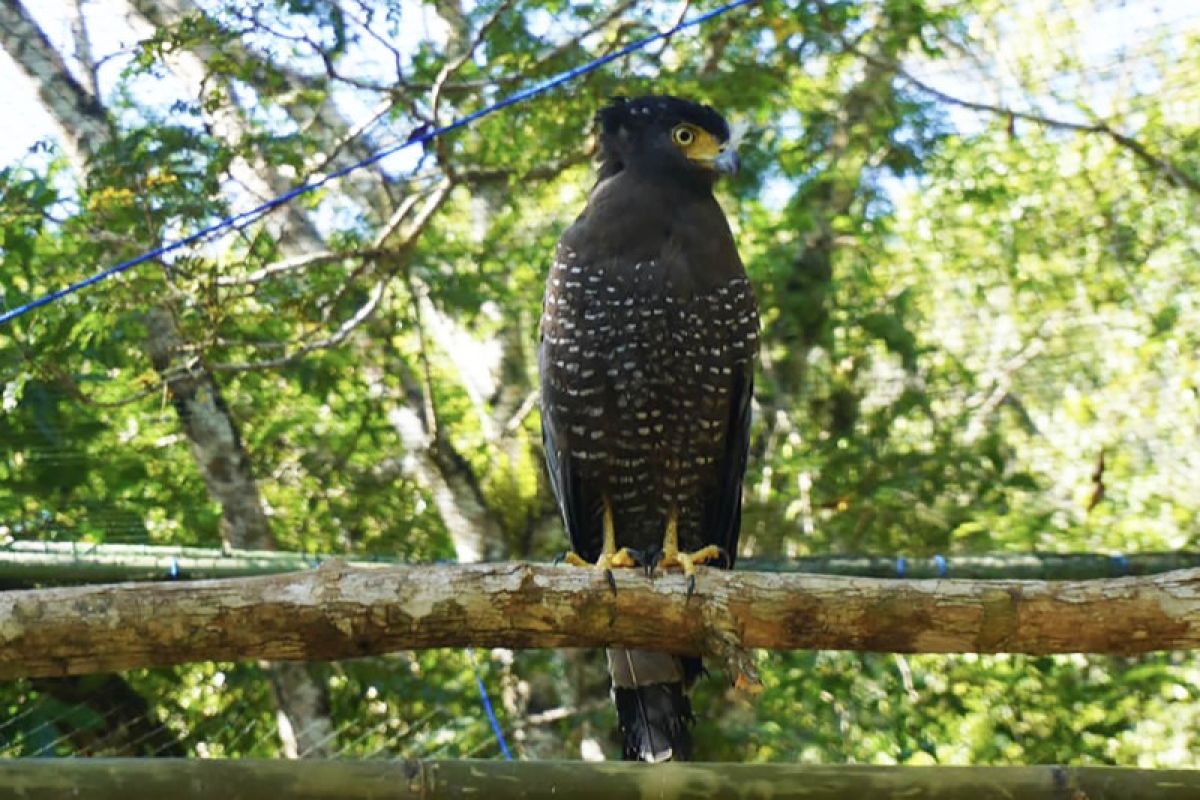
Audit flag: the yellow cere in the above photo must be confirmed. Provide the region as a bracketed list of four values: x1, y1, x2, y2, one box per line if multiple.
[671, 123, 724, 166]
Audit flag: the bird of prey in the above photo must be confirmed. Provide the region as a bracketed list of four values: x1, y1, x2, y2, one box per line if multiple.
[539, 95, 758, 762]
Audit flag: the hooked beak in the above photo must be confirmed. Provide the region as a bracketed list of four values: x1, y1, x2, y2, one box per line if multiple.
[713, 147, 740, 176]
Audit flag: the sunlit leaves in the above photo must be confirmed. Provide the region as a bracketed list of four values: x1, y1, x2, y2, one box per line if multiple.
[1, 0, 1198, 766]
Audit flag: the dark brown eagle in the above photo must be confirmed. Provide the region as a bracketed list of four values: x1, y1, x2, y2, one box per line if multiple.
[539, 95, 758, 762]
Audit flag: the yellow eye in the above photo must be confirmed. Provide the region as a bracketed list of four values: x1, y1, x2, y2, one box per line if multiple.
[672, 125, 696, 147]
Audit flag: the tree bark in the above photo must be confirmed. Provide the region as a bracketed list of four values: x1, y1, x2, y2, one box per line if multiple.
[144, 308, 275, 551]
[4, 563, 1200, 680]
[2, 759, 1199, 800]
[0, 0, 110, 172]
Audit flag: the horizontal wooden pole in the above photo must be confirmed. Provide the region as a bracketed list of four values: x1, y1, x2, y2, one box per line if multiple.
[3, 562, 1200, 679]
[3, 540, 1191, 584]
[1, 759, 1198, 800]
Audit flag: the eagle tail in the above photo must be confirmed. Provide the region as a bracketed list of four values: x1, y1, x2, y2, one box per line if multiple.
[607, 649, 697, 762]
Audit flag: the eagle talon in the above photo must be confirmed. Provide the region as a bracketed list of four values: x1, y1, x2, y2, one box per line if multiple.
[714, 546, 732, 569]
[645, 549, 664, 578]
[556, 550, 592, 568]
[654, 535, 726, 597]
[562, 542, 643, 595]
[605, 568, 618, 595]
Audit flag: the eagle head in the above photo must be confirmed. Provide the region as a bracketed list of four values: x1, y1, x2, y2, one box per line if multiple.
[594, 95, 739, 183]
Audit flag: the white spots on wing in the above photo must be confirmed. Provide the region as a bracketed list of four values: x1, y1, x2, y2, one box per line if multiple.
[541, 259, 759, 513]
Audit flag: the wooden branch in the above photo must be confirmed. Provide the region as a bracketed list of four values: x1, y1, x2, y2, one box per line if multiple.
[4, 541, 1199, 585]
[3, 759, 1200, 800]
[4, 563, 1200, 679]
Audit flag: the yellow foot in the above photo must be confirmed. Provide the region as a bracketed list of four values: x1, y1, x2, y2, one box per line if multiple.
[555, 496, 643, 594]
[557, 547, 639, 569]
[601, 547, 641, 570]
[558, 551, 591, 568]
[653, 544, 731, 598]
[557, 547, 642, 594]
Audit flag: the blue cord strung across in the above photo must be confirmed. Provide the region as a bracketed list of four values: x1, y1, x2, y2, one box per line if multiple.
[0, 0, 757, 327]
[466, 647, 513, 760]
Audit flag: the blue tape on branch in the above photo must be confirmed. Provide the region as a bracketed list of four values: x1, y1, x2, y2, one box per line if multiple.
[934, 554, 948, 578]
[896, 557, 906, 578]
[1111, 554, 1130, 576]
[466, 647, 513, 760]
[0, 0, 757, 327]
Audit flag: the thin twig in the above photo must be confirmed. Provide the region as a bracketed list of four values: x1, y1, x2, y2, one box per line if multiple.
[651, 0, 694, 56]
[428, 0, 518, 177]
[214, 249, 381, 287]
[205, 180, 453, 373]
[842, 40, 1200, 196]
[503, 391, 539, 434]
[211, 279, 387, 373]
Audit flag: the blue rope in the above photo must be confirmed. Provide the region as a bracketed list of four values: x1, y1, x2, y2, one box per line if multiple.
[895, 556, 906, 578]
[466, 647, 513, 760]
[1111, 553, 1130, 576]
[934, 554, 948, 578]
[0, 0, 757, 327]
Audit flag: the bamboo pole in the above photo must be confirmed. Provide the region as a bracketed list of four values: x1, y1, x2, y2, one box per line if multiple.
[4, 562, 1200, 680]
[1, 759, 1198, 800]
[2, 540, 1192, 584]
[0, 541, 338, 583]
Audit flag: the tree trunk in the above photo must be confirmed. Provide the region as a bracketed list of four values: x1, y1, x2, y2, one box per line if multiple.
[0, 0, 333, 757]
[0, 0, 109, 173]
[144, 308, 274, 551]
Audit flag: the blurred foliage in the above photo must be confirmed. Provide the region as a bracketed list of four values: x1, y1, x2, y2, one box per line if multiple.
[1, 0, 1199, 767]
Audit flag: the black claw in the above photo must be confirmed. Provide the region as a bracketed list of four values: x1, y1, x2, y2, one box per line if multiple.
[605, 568, 618, 596]
[646, 550, 664, 578]
[553, 549, 570, 566]
[716, 546, 732, 569]
[686, 573, 696, 601]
